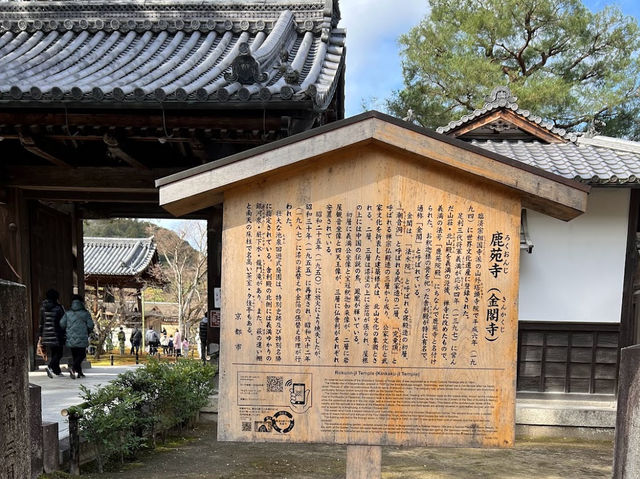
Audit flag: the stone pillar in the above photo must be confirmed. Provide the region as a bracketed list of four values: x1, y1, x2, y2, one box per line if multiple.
[29, 383, 43, 478]
[613, 344, 640, 478]
[42, 422, 59, 474]
[0, 280, 30, 479]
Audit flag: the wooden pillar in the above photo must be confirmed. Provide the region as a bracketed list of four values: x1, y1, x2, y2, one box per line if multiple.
[207, 205, 223, 345]
[620, 190, 640, 348]
[71, 204, 84, 297]
[29, 383, 43, 478]
[613, 345, 640, 478]
[0, 189, 22, 283]
[346, 445, 381, 479]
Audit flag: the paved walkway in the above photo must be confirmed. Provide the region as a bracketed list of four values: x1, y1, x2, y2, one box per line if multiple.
[29, 365, 141, 439]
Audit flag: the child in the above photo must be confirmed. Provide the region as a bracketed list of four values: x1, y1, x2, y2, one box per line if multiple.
[182, 338, 189, 358]
[168, 335, 174, 356]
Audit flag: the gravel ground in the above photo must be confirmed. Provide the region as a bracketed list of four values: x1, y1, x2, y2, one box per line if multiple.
[83, 423, 613, 479]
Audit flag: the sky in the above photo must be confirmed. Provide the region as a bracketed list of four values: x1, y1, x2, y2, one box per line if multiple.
[151, 0, 640, 232]
[338, 0, 640, 117]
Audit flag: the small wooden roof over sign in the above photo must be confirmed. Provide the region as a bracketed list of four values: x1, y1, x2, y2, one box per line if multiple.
[156, 111, 590, 220]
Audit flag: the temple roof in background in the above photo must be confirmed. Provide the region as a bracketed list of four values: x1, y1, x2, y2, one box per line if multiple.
[438, 87, 640, 186]
[84, 236, 159, 284]
[470, 137, 640, 186]
[0, 0, 344, 109]
[436, 86, 578, 143]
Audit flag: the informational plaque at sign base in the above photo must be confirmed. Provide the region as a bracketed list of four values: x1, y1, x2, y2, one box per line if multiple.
[218, 148, 521, 448]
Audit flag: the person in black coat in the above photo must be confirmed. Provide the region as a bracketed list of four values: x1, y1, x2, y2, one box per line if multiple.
[130, 327, 142, 355]
[39, 289, 65, 377]
[199, 313, 209, 363]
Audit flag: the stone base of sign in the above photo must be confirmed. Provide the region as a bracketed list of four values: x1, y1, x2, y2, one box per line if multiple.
[0, 280, 30, 479]
[613, 345, 640, 478]
[29, 383, 43, 479]
[42, 422, 59, 473]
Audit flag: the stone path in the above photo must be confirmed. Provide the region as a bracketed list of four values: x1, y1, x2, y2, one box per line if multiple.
[29, 365, 141, 439]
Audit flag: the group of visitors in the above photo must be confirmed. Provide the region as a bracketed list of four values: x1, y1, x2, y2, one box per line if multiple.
[38, 289, 94, 380]
[115, 325, 191, 358]
[40, 290, 208, 378]
[157, 328, 190, 358]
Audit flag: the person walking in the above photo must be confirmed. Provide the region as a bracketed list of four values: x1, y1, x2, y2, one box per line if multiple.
[130, 327, 142, 355]
[60, 294, 94, 379]
[117, 327, 126, 355]
[38, 289, 65, 378]
[199, 313, 208, 363]
[174, 329, 182, 357]
[146, 327, 159, 356]
[182, 337, 189, 358]
[160, 331, 169, 356]
[168, 335, 174, 356]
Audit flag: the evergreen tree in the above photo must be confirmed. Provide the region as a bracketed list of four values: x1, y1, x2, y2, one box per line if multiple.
[83, 218, 153, 238]
[388, 0, 640, 138]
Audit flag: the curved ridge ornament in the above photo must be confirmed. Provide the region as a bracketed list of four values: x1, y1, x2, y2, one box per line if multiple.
[224, 42, 268, 85]
[278, 49, 300, 85]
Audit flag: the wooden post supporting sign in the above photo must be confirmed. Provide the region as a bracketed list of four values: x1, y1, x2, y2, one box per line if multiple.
[347, 445, 382, 479]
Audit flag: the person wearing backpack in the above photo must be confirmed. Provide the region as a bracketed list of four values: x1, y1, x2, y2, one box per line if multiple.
[60, 294, 94, 379]
[146, 327, 160, 356]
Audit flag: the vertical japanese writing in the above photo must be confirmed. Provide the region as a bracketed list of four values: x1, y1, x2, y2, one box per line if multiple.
[244, 204, 253, 346]
[236, 197, 508, 370]
[294, 207, 303, 362]
[304, 203, 313, 362]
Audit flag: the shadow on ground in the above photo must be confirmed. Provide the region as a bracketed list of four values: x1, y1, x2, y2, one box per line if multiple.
[83, 423, 613, 479]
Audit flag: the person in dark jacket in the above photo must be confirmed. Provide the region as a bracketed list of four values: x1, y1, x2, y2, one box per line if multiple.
[60, 294, 94, 379]
[39, 289, 65, 377]
[199, 313, 209, 364]
[130, 327, 142, 355]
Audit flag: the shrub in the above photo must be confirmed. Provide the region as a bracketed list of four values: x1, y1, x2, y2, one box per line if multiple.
[77, 359, 215, 471]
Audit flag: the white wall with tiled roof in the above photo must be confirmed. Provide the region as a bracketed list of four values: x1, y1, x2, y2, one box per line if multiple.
[519, 189, 629, 323]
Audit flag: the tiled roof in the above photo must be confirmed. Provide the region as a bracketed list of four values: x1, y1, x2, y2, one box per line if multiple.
[470, 140, 640, 185]
[0, 1, 345, 108]
[436, 86, 578, 142]
[84, 236, 157, 277]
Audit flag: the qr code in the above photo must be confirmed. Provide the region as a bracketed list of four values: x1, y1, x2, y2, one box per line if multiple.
[266, 375, 283, 392]
[242, 421, 252, 432]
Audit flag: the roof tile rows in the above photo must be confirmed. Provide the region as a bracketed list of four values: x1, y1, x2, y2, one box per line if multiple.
[84, 237, 157, 277]
[470, 140, 640, 185]
[0, 1, 344, 107]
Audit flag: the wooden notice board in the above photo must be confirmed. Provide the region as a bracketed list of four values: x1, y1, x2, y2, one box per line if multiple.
[218, 145, 521, 448]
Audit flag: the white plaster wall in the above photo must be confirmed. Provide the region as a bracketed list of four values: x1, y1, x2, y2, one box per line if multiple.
[519, 188, 630, 323]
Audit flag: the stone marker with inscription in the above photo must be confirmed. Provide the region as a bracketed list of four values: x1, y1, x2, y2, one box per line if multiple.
[157, 112, 589, 452]
[0, 280, 30, 479]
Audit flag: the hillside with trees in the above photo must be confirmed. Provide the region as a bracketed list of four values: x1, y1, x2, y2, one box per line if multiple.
[83, 218, 207, 351]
